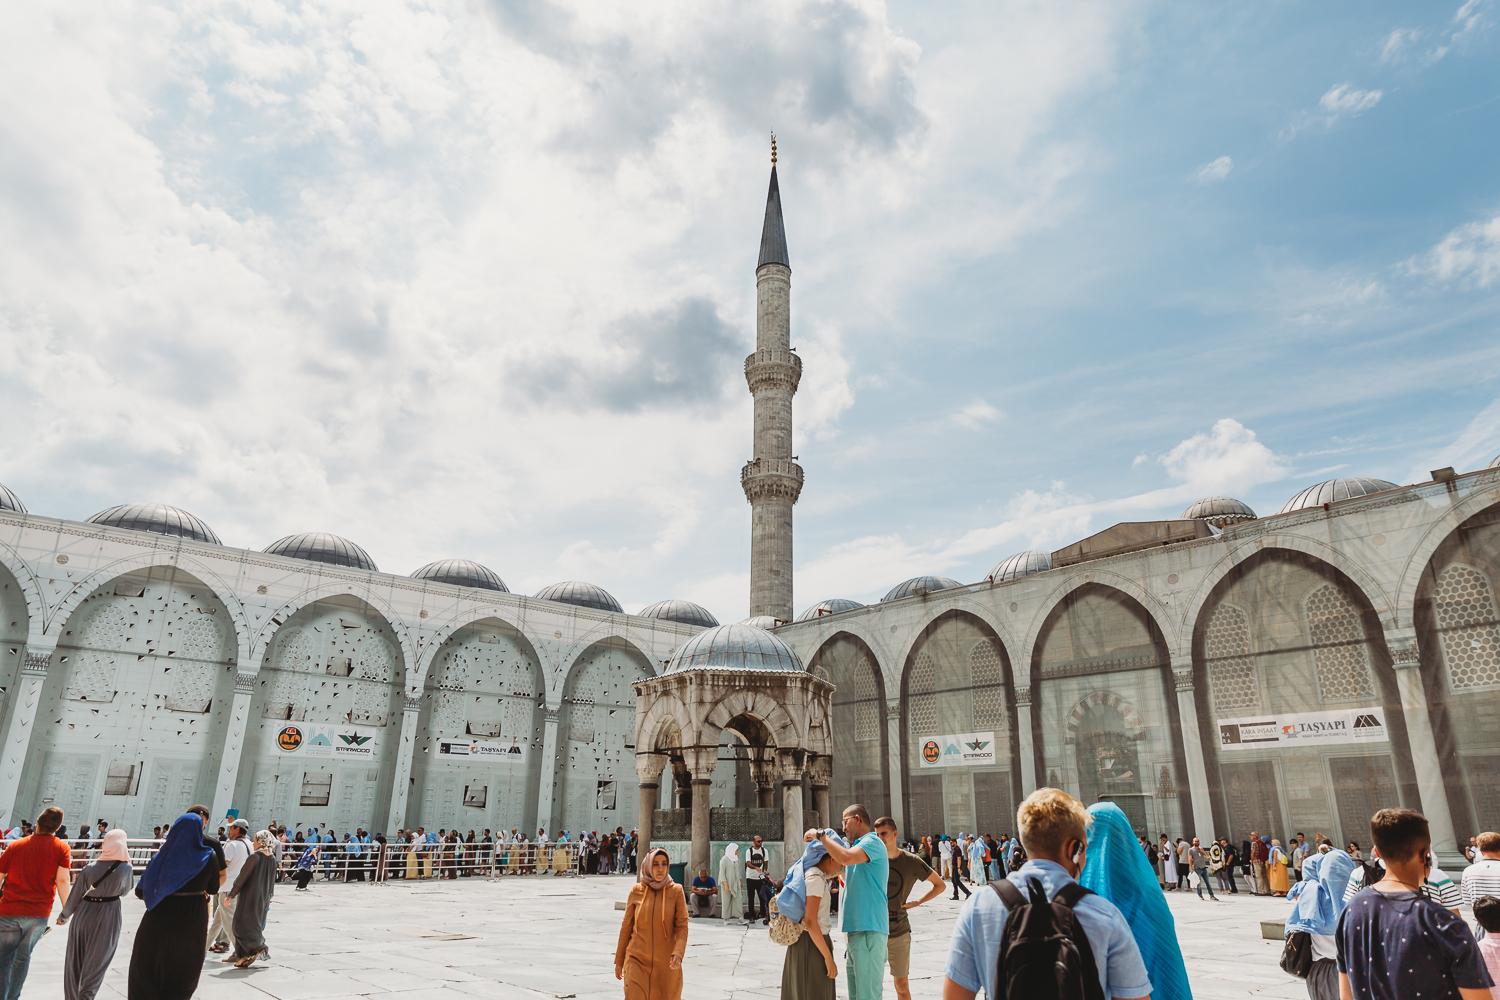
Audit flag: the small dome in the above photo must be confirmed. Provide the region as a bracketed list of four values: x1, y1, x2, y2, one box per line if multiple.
[411, 559, 509, 592]
[881, 575, 963, 602]
[1489, 454, 1500, 469]
[534, 581, 623, 613]
[638, 600, 718, 629]
[796, 598, 865, 622]
[1180, 496, 1258, 525]
[739, 615, 782, 628]
[0, 482, 25, 514]
[264, 532, 377, 571]
[664, 623, 803, 673]
[990, 550, 1053, 582]
[1277, 478, 1399, 515]
[88, 503, 221, 545]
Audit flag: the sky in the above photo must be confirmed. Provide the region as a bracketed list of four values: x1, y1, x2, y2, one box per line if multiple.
[1, 0, 1498, 623]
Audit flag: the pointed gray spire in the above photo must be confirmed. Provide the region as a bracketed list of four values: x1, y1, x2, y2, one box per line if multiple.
[757, 164, 789, 271]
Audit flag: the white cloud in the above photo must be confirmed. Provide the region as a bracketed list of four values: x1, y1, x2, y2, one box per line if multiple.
[951, 400, 1002, 429]
[1319, 84, 1383, 116]
[1195, 156, 1233, 183]
[1380, 28, 1422, 63]
[1412, 214, 1500, 287]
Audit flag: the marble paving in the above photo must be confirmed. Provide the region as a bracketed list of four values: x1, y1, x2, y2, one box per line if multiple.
[17, 874, 1311, 999]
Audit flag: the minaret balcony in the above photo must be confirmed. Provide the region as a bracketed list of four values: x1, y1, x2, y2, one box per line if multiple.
[744, 350, 802, 395]
[741, 459, 804, 504]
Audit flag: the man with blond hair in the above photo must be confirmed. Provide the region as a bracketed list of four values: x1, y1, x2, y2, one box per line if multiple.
[943, 788, 1151, 1000]
[1462, 831, 1500, 907]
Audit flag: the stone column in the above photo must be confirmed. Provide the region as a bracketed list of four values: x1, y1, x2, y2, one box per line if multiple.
[635, 752, 667, 856]
[534, 707, 561, 836]
[1386, 627, 1459, 858]
[885, 703, 906, 831]
[1015, 687, 1038, 794]
[809, 755, 832, 830]
[385, 695, 423, 834]
[0, 642, 53, 829]
[778, 749, 806, 863]
[1172, 662, 1216, 842]
[750, 754, 778, 809]
[686, 747, 717, 877]
[209, 670, 257, 823]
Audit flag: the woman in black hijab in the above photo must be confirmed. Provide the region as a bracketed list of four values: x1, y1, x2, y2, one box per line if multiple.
[128, 811, 225, 999]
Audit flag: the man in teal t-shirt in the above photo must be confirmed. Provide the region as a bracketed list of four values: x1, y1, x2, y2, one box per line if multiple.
[807, 804, 890, 1000]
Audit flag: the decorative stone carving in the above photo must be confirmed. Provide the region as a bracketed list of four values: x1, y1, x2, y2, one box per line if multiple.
[21, 650, 51, 677]
[1014, 687, 1031, 708]
[234, 672, 257, 695]
[744, 349, 802, 395]
[1173, 669, 1195, 692]
[741, 459, 804, 504]
[403, 695, 422, 713]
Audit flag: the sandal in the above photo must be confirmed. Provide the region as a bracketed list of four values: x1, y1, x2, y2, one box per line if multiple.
[233, 957, 254, 969]
[210, 943, 230, 954]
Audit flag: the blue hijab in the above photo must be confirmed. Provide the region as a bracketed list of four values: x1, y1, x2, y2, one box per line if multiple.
[1078, 804, 1190, 1000]
[775, 829, 847, 923]
[139, 813, 215, 911]
[1286, 849, 1356, 936]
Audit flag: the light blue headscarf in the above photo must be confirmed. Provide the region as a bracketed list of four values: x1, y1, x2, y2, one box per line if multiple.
[1078, 803, 1190, 1000]
[775, 829, 847, 923]
[1286, 849, 1356, 936]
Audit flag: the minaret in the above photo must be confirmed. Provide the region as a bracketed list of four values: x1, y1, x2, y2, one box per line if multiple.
[742, 136, 802, 622]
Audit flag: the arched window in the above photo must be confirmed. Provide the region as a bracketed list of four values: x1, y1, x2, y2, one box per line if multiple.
[1434, 564, 1500, 691]
[1305, 584, 1376, 702]
[1203, 603, 1259, 712]
[1075, 702, 1141, 807]
[971, 639, 1006, 730]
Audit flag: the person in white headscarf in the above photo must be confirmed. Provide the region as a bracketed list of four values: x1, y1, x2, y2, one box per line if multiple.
[719, 843, 746, 926]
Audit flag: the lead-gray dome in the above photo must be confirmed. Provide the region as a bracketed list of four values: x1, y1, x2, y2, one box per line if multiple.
[796, 598, 865, 622]
[534, 581, 623, 613]
[0, 482, 25, 514]
[664, 623, 803, 673]
[638, 600, 718, 629]
[740, 615, 781, 628]
[882, 575, 963, 602]
[1278, 478, 1399, 515]
[990, 550, 1052, 582]
[1181, 496, 1258, 525]
[264, 532, 377, 571]
[88, 503, 221, 544]
[411, 559, 509, 592]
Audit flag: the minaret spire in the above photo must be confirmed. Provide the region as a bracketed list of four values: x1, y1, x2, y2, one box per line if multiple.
[742, 137, 802, 622]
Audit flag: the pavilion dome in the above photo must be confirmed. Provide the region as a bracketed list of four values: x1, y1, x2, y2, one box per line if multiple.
[990, 550, 1052, 582]
[0, 482, 25, 514]
[1277, 478, 1400, 515]
[88, 503, 221, 545]
[411, 559, 509, 592]
[740, 616, 781, 629]
[664, 623, 803, 674]
[796, 598, 865, 622]
[881, 575, 963, 602]
[1180, 496, 1258, 525]
[534, 581, 623, 613]
[264, 532, 377, 571]
[638, 600, 718, 629]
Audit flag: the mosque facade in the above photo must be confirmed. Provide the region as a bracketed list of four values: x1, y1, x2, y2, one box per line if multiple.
[1, 163, 1499, 865]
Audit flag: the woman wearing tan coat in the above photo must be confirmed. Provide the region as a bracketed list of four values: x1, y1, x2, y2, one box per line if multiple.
[615, 848, 688, 1000]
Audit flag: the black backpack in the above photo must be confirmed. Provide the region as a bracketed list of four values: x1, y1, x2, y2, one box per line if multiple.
[991, 877, 1106, 1000]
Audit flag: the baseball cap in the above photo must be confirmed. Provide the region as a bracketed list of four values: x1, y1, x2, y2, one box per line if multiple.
[231, 819, 250, 831]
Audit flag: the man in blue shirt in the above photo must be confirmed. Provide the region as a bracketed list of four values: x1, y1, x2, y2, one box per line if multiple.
[689, 869, 717, 917]
[806, 804, 889, 1000]
[944, 788, 1151, 1000]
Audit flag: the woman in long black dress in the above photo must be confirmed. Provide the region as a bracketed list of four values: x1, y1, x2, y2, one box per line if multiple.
[128, 812, 224, 1000]
[227, 831, 277, 968]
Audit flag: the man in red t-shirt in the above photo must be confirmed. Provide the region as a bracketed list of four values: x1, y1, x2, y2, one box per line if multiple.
[0, 806, 72, 1000]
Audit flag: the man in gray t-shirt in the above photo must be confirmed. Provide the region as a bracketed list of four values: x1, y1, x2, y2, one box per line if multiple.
[1189, 837, 1219, 901]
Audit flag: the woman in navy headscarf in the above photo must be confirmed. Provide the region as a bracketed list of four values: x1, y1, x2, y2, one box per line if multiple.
[128, 811, 225, 1000]
[1078, 803, 1191, 1000]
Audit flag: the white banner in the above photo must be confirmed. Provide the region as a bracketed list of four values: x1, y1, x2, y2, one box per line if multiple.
[268, 724, 378, 758]
[436, 736, 529, 764]
[1218, 708, 1388, 749]
[918, 732, 997, 768]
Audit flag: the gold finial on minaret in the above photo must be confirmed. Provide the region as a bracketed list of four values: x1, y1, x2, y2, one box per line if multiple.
[771, 132, 777, 165]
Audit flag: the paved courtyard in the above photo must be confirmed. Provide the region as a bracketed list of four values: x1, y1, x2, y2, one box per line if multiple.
[19, 875, 1311, 1000]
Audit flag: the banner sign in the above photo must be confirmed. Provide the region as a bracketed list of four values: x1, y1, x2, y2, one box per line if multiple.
[436, 736, 529, 764]
[269, 724, 378, 759]
[918, 732, 997, 768]
[1218, 708, 1388, 749]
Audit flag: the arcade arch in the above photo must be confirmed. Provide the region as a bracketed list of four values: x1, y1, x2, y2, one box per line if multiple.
[559, 637, 653, 835]
[809, 632, 887, 818]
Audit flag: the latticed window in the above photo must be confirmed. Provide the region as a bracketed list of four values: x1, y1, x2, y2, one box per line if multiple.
[1435, 564, 1500, 690]
[569, 697, 596, 743]
[1204, 603, 1259, 712]
[1306, 584, 1376, 702]
[970, 639, 1007, 730]
[850, 652, 880, 742]
[907, 650, 937, 736]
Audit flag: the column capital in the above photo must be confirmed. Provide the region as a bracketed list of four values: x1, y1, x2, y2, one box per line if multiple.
[402, 694, 422, 713]
[808, 755, 832, 787]
[635, 751, 668, 784]
[20, 649, 52, 677]
[234, 671, 257, 695]
[1014, 686, 1031, 707]
[684, 746, 717, 779]
[1383, 626, 1421, 668]
[542, 706, 561, 724]
[886, 703, 902, 721]
[776, 748, 807, 784]
[1173, 669, 1195, 693]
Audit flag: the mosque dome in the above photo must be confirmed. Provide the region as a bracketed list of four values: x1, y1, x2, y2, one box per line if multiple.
[1490, 454, 1500, 469]
[1180, 496, 1258, 525]
[534, 581, 623, 614]
[0, 482, 25, 514]
[88, 503, 221, 545]
[881, 576, 963, 602]
[410, 559, 509, 592]
[1277, 478, 1400, 515]
[740, 616, 782, 629]
[664, 623, 803, 674]
[795, 598, 865, 622]
[990, 550, 1052, 582]
[264, 532, 377, 571]
[638, 600, 718, 629]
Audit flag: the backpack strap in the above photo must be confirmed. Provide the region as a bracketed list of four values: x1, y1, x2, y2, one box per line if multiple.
[990, 878, 1026, 910]
[1050, 882, 1094, 909]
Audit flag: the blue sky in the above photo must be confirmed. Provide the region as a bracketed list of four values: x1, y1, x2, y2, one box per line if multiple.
[1, 0, 1497, 623]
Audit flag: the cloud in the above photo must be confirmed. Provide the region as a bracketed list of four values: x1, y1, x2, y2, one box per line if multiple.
[951, 400, 1001, 429]
[1411, 214, 1500, 287]
[1319, 84, 1383, 116]
[1405, 397, 1500, 484]
[1379, 28, 1423, 63]
[1194, 156, 1233, 183]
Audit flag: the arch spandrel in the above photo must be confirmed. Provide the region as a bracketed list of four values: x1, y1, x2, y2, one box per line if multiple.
[0, 539, 43, 643]
[1396, 487, 1500, 625]
[700, 688, 803, 749]
[888, 599, 1018, 698]
[554, 626, 660, 704]
[1022, 571, 1180, 671]
[250, 581, 417, 689]
[788, 616, 893, 694]
[409, 609, 545, 696]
